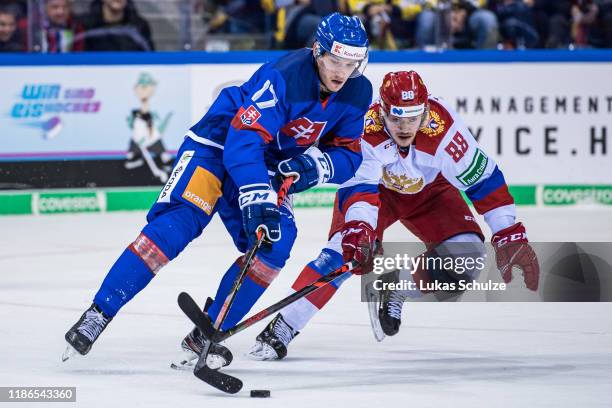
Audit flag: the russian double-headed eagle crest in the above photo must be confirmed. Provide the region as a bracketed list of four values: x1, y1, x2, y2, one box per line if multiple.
[382, 168, 425, 194]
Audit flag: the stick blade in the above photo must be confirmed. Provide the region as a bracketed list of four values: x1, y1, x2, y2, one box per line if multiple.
[177, 292, 216, 340]
[194, 365, 243, 394]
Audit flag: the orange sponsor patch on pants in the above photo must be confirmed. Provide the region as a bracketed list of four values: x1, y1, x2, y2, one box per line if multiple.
[181, 166, 222, 215]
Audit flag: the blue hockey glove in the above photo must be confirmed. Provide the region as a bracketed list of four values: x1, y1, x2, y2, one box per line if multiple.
[239, 184, 281, 246]
[275, 146, 334, 194]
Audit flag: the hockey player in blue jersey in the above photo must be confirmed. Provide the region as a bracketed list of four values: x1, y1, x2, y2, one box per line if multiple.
[63, 12, 373, 367]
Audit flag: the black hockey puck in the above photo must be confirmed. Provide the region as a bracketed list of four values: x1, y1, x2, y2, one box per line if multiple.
[250, 390, 271, 398]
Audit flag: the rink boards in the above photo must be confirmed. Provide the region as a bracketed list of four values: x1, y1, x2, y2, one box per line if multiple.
[1, 184, 612, 216]
[0, 50, 610, 214]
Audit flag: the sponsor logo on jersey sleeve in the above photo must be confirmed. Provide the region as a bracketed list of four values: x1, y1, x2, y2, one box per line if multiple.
[456, 148, 489, 186]
[240, 105, 261, 126]
[181, 166, 222, 215]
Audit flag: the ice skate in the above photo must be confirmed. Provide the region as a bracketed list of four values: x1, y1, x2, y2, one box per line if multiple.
[379, 282, 407, 337]
[171, 298, 232, 370]
[63, 304, 112, 361]
[170, 327, 233, 371]
[248, 314, 298, 361]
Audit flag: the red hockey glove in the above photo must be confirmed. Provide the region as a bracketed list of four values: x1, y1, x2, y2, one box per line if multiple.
[341, 220, 376, 275]
[491, 222, 539, 291]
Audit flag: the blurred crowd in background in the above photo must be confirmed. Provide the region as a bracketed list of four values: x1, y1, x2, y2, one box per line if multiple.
[1, 0, 611, 52]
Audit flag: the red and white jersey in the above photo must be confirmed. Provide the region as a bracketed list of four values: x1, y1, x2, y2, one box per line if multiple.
[336, 97, 516, 236]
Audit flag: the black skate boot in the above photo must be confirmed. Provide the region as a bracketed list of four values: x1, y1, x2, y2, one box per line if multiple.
[248, 314, 299, 360]
[63, 304, 112, 361]
[379, 280, 407, 336]
[171, 298, 233, 370]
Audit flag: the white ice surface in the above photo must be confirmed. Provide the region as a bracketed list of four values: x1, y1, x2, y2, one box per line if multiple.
[1, 207, 611, 407]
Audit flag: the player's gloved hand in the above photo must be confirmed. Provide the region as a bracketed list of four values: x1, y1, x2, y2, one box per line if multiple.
[341, 220, 376, 275]
[274, 146, 333, 194]
[491, 222, 539, 291]
[239, 184, 281, 246]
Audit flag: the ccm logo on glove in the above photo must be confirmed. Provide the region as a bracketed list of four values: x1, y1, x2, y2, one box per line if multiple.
[239, 190, 275, 207]
[495, 232, 527, 246]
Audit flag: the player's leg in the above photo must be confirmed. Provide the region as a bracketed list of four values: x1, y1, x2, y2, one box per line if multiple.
[204, 204, 297, 331]
[175, 180, 248, 369]
[247, 196, 351, 361]
[174, 189, 297, 369]
[379, 232, 485, 335]
[64, 141, 226, 358]
[377, 178, 485, 336]
[247, 194, 400, 360]
[180, 205, 297, 367]
[248, 235, 347, 360]
[280, 237, 347, 334]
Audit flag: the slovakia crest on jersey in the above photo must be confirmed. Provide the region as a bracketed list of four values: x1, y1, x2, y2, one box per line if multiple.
[281, 117, 327, 146]
[240, 105, 261, 126]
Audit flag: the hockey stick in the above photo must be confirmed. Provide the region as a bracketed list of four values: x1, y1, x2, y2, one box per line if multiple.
[179, 259, 357, 346]
[187, 177, 294, 394]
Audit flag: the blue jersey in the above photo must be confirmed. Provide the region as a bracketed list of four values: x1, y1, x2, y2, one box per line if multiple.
[188, 48, 373, 189]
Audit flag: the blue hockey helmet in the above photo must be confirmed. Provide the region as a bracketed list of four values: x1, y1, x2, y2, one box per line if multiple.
[314, 12, 369, 78]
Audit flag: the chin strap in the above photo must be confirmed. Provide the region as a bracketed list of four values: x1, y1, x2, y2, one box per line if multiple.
[319, 84, 332, 101]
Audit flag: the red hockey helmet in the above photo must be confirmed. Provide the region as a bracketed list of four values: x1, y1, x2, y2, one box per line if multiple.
[379, 71, 428, 118]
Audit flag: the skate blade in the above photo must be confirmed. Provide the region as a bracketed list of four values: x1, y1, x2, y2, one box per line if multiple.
[61, 344, 77, 362]
[171, 349, 197, 371]
[170, 359, 194, 371]
[366, 286, 386, 342]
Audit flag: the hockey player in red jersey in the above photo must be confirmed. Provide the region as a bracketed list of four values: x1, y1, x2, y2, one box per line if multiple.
[247, 70, 540, 360]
